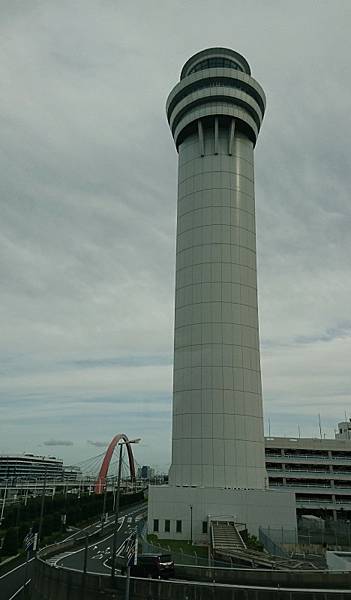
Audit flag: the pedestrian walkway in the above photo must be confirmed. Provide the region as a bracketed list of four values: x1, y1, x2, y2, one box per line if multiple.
[211, 520, 247, 555]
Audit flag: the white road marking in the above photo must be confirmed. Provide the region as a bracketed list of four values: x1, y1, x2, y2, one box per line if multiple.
[60, 506, 135, 543]
[47, 552, 76, 567]
[42, 505, 145, 571]
[102, 537, 126, 571]
[0, 558, 35, 580]
[8, 579, 31, 599]
[55, 505, 143, 567]
[55, 517, 125, 565]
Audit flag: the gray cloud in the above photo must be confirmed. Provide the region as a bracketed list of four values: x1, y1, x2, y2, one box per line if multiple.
[43, 439, 74, 447]
[0, 1, 351, 465]
[87, 440, 108, 449]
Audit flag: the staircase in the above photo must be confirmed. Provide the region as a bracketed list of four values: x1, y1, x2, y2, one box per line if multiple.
[209, 519, 322, 570]
[211, 520, 246, 555]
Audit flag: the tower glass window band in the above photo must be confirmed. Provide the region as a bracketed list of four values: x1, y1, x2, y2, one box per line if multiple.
[188, 57, 243, 75]
[176, 520, 182, 533]
[153, 519, 159, 533]
[165, 519, 170, 533]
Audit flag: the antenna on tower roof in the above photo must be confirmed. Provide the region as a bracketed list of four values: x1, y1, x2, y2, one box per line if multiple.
[318, 414, 322, 439]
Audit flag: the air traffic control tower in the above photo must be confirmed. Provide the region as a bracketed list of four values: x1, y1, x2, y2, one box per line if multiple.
[148, 48, 296, 541]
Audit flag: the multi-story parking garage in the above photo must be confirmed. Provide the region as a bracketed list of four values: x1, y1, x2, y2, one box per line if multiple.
[265, 420, 351, 520]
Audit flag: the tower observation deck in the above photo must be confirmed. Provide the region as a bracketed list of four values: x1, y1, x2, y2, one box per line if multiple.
[167, 47, 267, 490]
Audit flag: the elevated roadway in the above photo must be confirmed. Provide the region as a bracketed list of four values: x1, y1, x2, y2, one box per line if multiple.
[0, 502, 146, 599]
[48, 504, 145, 574]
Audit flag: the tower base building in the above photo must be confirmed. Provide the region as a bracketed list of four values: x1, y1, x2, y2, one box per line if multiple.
[148, 48, 296, 540]
[148, 486, 296, 543]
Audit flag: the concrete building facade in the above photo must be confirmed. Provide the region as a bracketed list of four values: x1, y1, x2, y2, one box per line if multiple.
[0, 454, 63, 482]
[168, 47, 266, 490]
[148, 47, 296, 541]
[265, 422, 351, 521]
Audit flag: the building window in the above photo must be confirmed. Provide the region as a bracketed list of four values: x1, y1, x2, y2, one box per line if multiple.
[153, 519, 159, 533]
[202, 521, 208, 534]
[176, 520, 182, 533]
[188, 57, 244, 75]
[165, 519, 170, 533]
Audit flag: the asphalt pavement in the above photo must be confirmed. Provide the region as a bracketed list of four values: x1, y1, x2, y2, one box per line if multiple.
[0, 502, 147, 599]
[51, 504, 145, 574]
[0, 556, 35, 600]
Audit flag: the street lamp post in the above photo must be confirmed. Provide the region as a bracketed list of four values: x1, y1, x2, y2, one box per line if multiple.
[111, 438, 140, 581]
[61, 485, 68, 534]
[110, 442, 123, 580]
[190, 505, 193, 545]
[0, 480, 8, 526]
[78, 530, 90, 599]
[37, 468, 48, 551]
[100, 481, 108, 535]
[112, 474, 118, 511]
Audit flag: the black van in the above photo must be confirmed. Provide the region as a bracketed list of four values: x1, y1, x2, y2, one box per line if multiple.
[128, 553, 175, 579]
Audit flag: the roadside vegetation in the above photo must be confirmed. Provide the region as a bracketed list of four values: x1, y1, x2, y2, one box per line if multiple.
[245, 533, 264, 552]
[147, 534, 208, 559]
[0, 490, 143, 561]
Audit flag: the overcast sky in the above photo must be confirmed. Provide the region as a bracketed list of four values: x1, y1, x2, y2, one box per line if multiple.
[1, 0, 351, 471]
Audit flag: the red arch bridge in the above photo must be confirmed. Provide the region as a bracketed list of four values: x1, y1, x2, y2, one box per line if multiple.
[94, 433, 136, 494]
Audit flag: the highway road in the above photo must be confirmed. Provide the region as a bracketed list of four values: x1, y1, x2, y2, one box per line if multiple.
[0, 555, 35, 600]
[0, 502, 146, 599]
[50, 504, 145, 574]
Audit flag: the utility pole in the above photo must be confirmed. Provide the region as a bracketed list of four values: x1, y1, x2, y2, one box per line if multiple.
[111, 443, 123, 580]
[125, 528, 138, 600]
[111, 438, 140, 581]
[37, 468, 48, 550]
[61, 484, 68, 533]
[23, 530, 36, 599]
[0, 480, 8, 526]
[101, 481, 108, 535]
[190, 505, 193, 544]
[78, 531, 89, 600]
[113, 474, 118, 511]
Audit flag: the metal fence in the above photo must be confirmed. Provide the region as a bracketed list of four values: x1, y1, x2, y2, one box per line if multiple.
[261, 521, 351, 548]
[259, 527, 290, 558]
[260, 522, 351, 556]
[298, 523, 351, 548]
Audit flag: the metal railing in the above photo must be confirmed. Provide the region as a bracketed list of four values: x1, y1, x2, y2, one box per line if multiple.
[261, 523, 351, 550]
[259, 527, 290, 558]
[266, 455, 351, 462]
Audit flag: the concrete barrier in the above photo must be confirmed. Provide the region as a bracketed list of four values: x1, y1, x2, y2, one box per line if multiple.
[176, 564, 351, 590]
[31, 558, 351, 599]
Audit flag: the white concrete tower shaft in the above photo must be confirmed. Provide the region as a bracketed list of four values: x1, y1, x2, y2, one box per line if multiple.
[167, 48, 267, 490]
